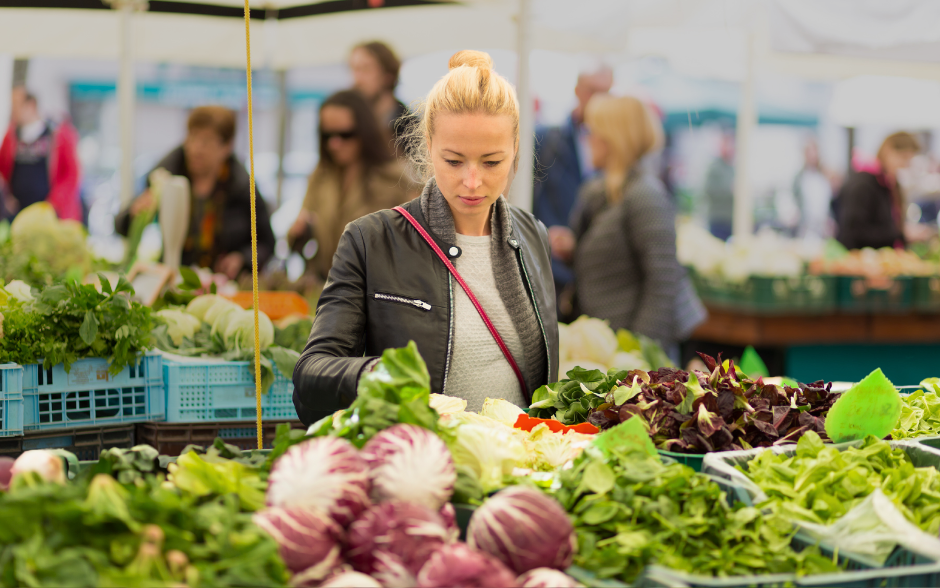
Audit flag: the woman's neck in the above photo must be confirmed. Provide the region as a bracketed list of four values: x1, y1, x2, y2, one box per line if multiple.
[452, 205, 492, 237]
[340, 161, 363, 193]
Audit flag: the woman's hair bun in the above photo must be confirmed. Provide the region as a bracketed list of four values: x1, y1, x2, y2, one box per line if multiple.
[448, 50, 494, 71]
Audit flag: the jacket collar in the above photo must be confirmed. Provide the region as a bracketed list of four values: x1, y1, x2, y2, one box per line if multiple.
[418, 178, 517, 248]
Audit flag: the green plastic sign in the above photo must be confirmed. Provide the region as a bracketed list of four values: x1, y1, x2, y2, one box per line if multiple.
[825, 368, 902, 443]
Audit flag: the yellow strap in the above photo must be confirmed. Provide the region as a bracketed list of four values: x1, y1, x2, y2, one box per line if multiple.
[242, 2, 263, 450]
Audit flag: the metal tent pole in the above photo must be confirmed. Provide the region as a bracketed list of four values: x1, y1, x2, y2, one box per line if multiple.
[512, 0, 534, 212]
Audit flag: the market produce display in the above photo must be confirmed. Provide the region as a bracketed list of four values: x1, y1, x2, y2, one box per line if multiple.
[0, 203, 93, 287]
[553, 444, 842, 583]
[893, 378, 940, 439]
[531, 352, 839, 455]
[558, 315, 673, 375]
[0, 276, 154, 374]
[151, 293, 300, 393]
[0, 447, 288, 587]
[256, 427, 581, 587]
[810, 246, 939, 277]
[735, 432, 940, 534]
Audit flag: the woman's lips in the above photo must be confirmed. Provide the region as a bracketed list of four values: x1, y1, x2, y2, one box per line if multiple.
[459, 196, 486, 206]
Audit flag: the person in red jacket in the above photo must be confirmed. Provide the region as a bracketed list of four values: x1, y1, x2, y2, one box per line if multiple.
[0, 86, 82, 221]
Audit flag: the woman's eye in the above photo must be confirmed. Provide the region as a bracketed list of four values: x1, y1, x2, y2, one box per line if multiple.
[445, 159, 461, 167]
[484, 160, 503, 168]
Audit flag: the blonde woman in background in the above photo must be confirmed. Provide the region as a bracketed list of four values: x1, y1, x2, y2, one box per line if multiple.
[293, 50, 558, 425]
[550, 95, 705, 360]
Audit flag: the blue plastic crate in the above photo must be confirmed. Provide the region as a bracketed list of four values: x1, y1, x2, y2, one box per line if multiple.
[163, 359, 297, 422]
[21, 353, 164, 431]
[0, 364, 24, 437]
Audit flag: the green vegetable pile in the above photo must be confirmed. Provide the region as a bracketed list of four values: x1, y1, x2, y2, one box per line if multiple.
[273, 315, 314, 354]
[741, 432, 940, 534]
[528, 366, 627, 424]
[0, 276, 154, 375]
[0, 204, 93, 288]
[892, 379, 940, 439]
[0, 451, 287, 587]
[151, 293, 300, 394]
[307, 341, 440, 448]
[554, 446, 841, 583]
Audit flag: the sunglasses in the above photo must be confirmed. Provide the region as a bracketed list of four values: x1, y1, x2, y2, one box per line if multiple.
[321, 129, 358, 141]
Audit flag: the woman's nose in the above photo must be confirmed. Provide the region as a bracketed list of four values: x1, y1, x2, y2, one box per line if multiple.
[463, 165, 482, 190]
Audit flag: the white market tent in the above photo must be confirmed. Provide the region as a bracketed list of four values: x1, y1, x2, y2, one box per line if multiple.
[2, 0, 940, 233]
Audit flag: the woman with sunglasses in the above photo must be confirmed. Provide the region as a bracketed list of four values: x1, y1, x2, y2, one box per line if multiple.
[288, 90, 419, 281]
[293, 51, 559, 426]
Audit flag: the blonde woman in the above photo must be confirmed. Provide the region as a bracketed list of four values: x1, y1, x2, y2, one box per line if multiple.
[293, 51, 558, 423]
[551, 95, 705, 359]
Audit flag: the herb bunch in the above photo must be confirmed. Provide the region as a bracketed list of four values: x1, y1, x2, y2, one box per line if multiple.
[0, 276, 154, 375]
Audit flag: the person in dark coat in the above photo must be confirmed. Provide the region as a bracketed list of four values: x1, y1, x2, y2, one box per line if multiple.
[293, 50, 559, 426]
[550, 95, 705, 361]
[116, 106, 275, 278]
[534, 65, 612, 320]
[836, 132, 920, 250]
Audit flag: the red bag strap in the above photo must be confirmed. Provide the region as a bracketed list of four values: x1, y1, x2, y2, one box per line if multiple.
[393, 206, 528, 399]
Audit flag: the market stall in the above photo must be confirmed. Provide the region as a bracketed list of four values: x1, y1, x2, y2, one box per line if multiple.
[678, 224, 940, 385]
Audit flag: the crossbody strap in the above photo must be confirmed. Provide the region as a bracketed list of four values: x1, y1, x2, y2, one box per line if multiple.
[393, 206, 528, 399]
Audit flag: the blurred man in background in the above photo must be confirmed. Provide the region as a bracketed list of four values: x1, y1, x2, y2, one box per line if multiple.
[0, 86, 81, 221]
[349, 41, 412, 153]
[703, 132, 735, 241]
[116, 106, 275, 279]
[534, 64, 613, 320]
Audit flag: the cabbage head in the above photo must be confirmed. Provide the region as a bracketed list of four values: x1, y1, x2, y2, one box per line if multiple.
[224, 309, 274, 352]
[155, 309, 201, 346]
[562, 315, 618, 366]
[185, 294, 222, 322]
[10, 203, 90, 277]
[480, 398, 524, 427]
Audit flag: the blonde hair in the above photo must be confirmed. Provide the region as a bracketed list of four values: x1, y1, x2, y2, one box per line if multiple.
[877, 131, 921, 164]
[584, 94, 663, 203]
[404, 50, 520, 181]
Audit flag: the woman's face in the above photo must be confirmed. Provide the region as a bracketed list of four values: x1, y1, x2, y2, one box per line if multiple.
[184, 127, 232, 178]
[350, 48, 388, 101]
[587, 127, 610, 170]
[431, 112, 516, 230]
[320, 105, 361, 167]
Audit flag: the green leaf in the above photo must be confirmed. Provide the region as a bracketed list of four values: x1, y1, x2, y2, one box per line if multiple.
[179, 266, 203, 291]
[265, 346, 300, 380]
[581, 460, 616, 495]
[97, 273, 113, 295]
[566, 366, 607, 390]
[612, 376, 643, 406]
[79, 310, 99, 346]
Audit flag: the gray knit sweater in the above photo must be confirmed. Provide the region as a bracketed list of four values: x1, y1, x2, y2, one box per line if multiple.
[419, 179, 547, 401]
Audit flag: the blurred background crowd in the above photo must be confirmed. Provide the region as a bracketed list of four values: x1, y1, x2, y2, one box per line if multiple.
[2, 0, 940, 383]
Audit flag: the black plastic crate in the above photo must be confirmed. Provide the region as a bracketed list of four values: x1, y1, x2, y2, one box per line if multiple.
[135, 420, 304, 456]
[0, 424, 135, 461]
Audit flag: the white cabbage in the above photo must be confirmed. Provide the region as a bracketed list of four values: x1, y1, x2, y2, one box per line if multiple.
[480, 398, 525, 427]
[429, 394, 467, 416]
[185, 294, 222, 322]
[562, 316, 618, 366]
[223, 309, 274, 351]
[155, 309, 201, 346]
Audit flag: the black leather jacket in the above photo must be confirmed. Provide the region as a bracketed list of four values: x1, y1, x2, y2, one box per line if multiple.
[293, 195, 559, 426]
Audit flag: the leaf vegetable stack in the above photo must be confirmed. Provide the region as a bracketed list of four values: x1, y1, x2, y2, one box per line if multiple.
[0, 448, 287, 587]
[553, 446, 842, 583]
[540, 353, 838, 453]
[740, 432, 940, 534]
[0, 276, 154, 375]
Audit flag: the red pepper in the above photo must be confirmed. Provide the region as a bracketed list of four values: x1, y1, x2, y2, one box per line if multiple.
[513, 414, 598, 435]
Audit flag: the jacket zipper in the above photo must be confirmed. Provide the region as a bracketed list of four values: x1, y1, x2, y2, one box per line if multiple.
[516, 248, 552, 381]
[442, 274, 454, 393]
[373, 292, 432, 311]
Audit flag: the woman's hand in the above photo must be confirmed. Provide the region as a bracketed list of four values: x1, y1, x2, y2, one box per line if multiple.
[289, 210, 313, 244]
[129, 189, 156, 217]
[548, 226, 576, 262]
